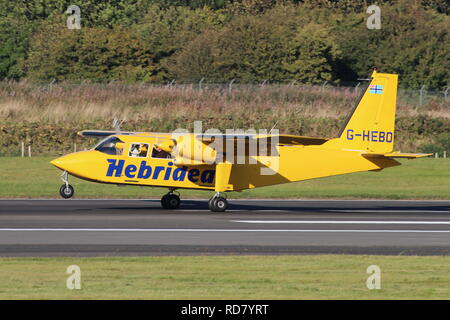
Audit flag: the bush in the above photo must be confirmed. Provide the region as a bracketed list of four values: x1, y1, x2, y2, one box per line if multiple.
[418, 144, 444, 154]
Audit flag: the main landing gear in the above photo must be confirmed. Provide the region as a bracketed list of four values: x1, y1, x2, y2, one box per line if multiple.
[161, 191, 181, 209]
[208, 193, 228, 212]
[160, 190, 228, 212]
[59, 171, 74, 199]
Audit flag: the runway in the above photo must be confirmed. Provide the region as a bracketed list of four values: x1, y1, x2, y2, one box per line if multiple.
[0, 199, 449, 256]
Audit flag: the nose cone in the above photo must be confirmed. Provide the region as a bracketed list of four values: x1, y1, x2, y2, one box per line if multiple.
[50, 157, 64, 169]
[50, 152, 86, 173]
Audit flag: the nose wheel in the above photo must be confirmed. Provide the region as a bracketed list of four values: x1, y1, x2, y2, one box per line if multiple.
[59, 171, 74, 199]
[161, 192, 181, 209]
[60, 184, 74, 199]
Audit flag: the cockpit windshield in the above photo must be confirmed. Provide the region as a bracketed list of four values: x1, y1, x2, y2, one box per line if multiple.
[94, 136, 125, 155]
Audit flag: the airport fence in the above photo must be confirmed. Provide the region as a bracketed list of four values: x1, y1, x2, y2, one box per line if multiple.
[160, 79, 449, 107]
[0, 80, 448, 157]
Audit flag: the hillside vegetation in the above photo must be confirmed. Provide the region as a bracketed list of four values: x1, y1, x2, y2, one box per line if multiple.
[0, 0, 448, 88]
[0, 0, 448, 156]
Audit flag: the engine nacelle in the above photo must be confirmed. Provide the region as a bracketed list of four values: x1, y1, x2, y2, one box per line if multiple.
[172, 134, 217, 164]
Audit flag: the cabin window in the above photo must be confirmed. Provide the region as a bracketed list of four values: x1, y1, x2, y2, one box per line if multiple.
[151, 144, 173, 159]
[129, 143, 149, 158]
[94, 136, 124, 155]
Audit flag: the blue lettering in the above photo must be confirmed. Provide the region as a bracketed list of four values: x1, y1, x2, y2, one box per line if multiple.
[173, 166, 187, 181]
[362, 130, 370, 141]
[137, 161, 152, 179]
[371, 131, 378, 142]
[152, 166, 165, 180]
[164, 167, 172, 180]
[106, 161, 221, 185]
[188, 169, 200, 182]
[200, 170, 215, 184]
[125, 165, 137, 178]
[379, 131, 385, 142]
[106, 159, 124, 177]
[346, 129, 354, 140]
[164, 162, 174, 180]
[386, 132, 393, 143]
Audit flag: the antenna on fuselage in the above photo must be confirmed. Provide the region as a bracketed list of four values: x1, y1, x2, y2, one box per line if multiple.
[269, 121, 279, 134]
[113, 118, 124, 132]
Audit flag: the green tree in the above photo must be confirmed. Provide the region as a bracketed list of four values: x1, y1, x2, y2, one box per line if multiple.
[335, 0, 449, 88]
[167, 30, 221, 82]
[26, 19, 155, 82]
[209, 14, 291, 82]
[283, 23, 341, 84]
[0, 18, 33, 79]
[0, 0, 153, 27]
[137, 5, 226, 81]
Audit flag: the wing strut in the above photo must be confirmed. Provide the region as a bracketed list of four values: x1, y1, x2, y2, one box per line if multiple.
[215, 162, 232, 192]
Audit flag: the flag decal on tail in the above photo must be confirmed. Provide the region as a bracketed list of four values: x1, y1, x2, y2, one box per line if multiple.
[369, 84, 383, 94]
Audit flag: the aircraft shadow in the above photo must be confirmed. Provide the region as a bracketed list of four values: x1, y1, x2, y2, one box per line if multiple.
[100, 199, 450, 216]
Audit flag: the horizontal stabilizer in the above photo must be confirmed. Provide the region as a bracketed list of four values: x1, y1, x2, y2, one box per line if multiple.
[383, 152, 432, 159]
[363, 152, 432, 159]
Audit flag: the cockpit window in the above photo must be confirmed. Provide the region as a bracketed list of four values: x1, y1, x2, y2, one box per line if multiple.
[129, 143, 149, 158]
[94, 136, 125, 155]
[151, 144, 173, 159]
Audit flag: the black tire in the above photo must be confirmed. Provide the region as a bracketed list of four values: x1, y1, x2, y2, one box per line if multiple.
[161, 194, 180, 209]
[208, 197, 214, 210]
[209, 197, 227, 212]
[59, 184, 74, 199]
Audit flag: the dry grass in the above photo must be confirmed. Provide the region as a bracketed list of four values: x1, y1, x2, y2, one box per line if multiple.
[0, 80, 448, 124]
[0, 81, 447, 156]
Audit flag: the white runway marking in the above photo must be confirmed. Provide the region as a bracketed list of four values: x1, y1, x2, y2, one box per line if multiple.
[0, 228, 449, 233]
[232, 220, 450, 225]
[327, 210, 450, 213]
[175, 209, 291, 212]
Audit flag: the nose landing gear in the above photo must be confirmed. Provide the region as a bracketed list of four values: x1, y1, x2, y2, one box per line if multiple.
[59, 171, 74, 199]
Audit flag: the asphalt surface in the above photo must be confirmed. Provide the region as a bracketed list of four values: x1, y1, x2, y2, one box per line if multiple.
[0, 199, 449, 256]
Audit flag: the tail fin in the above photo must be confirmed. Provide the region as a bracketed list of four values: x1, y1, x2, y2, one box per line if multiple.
[338, 70, 398, 153]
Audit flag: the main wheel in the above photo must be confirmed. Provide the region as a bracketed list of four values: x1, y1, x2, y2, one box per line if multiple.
[208, 197, 215, 210]
[161, 194, 180, 209]
[59, 184, 74, 199]
[209, 197, 228, 212]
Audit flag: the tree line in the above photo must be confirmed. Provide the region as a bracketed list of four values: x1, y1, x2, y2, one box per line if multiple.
[0, 0, 448, 88]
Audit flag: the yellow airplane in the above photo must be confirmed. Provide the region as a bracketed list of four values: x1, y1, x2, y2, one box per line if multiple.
[50, 70, 430, 212]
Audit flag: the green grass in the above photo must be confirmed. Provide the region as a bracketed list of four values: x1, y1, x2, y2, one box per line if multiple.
[1, 159, 449, 300]
[0, 157, 449, 199]
[0, 255, 449, 299]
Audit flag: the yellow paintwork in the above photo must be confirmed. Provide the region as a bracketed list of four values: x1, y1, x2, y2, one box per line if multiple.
[50, 71, 430, 194]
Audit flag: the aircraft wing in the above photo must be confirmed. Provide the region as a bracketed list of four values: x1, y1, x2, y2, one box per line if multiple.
[77, 130, 136, 137]
[169, 133, 329, 165]
[275, 134, 328, 145]
[196, 134, 328, 146]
